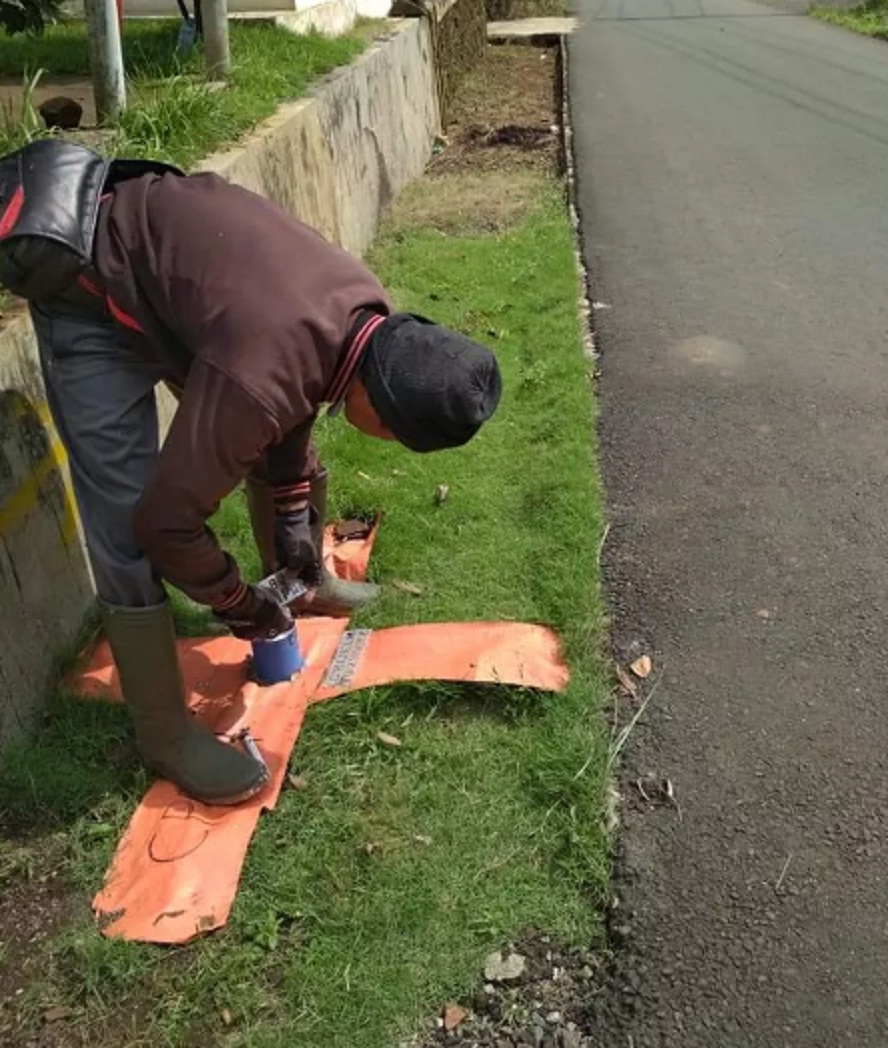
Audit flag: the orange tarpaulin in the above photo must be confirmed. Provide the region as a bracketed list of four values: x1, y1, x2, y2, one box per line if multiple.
[91, 619, 349, 944]
[70, 520, 571, 944]
[314, 621, 570, 701]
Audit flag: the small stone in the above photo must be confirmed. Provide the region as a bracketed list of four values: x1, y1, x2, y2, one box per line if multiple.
[561, 1030, 583, 1048]
[42, 1006, 74, 1023]
[38, 95, 83, 130]
[484, 950, 527, 983]
[443, 1003, 468, 1032]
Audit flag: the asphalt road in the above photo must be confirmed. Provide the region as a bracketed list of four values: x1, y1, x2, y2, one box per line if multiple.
[569, 2, 888, 1044]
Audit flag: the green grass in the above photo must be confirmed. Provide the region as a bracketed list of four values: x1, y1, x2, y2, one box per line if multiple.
[0, 176, 610, 1048]
[0, 20, 365, 167]
[811, 0, 888, 36]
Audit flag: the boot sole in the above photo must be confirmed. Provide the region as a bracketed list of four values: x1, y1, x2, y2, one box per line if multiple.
[148, 762, 270, 807]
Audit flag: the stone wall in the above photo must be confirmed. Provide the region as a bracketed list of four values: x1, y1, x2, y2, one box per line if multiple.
[431, 0, 486, 122]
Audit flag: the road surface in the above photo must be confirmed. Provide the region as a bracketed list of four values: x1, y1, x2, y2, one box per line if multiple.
[570, 1, 888, 1044]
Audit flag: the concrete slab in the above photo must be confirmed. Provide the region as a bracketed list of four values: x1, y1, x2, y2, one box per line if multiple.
[487, 17, 577, 41]
[232, 1, 359, 36]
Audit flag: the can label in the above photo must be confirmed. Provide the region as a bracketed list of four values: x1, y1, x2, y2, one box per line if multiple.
[256, 569, 308, 608]
[252, 627, 304, 684]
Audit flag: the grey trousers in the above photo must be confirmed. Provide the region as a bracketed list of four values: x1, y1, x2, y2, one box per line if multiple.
[30, 301, 168, 608]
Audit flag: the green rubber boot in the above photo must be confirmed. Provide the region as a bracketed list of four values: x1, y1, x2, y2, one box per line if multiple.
[102, 601, 268, 805]
[245, 469, 379, 617]
[305, 467, 379, 616]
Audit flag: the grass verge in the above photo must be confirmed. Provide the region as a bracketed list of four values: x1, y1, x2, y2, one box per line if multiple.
[0, 80, 610, 1048]
[811, 0, 888, 37]
[0, 20, 365, 168]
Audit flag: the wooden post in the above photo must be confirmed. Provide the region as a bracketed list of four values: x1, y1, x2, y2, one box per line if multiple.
[202, 0, 231, 80]
[84, 0, 126, 123]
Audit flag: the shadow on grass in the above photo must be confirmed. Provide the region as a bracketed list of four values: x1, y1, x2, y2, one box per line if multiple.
[0, 21, 184, 79]
[325, 679, 563, 730]
[0, 696, 141, 836]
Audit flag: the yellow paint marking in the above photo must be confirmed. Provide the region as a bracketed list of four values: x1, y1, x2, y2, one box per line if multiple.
[0, 400, 79, 546]
[0, 453, 59, 536]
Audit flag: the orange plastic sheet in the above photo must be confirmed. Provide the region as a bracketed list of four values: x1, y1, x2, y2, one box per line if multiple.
[91, 619, 348, 944]
[70, 520, 571, 945]
[313, 622, 570, 702]
[323, 518, 379, 583]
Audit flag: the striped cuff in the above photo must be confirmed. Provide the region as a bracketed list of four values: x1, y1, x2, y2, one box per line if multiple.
[272, 480, 311, 513]
[212, 578, 249, 613]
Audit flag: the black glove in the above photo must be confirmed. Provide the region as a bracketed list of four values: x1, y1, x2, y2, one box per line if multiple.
[214, 583, 292, 641]
[273, 503, 322, 588]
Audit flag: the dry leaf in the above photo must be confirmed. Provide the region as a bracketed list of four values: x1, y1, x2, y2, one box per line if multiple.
[393, 580, 423, 596]
[287, 773, 309, 791]
[443, 1003, 468, 1031]
[434, 484, 450, 505]
[43, 1006, 74, 1024]
[630, 655, 652, 679]
[414, 834, 433, 846]
[377, 731, 402, 748]
[220, 1008, 233, 1027]
[615, 665, 638, 698]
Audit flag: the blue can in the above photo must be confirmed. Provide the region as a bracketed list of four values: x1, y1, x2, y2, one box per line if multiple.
[251, 626, 305, 685]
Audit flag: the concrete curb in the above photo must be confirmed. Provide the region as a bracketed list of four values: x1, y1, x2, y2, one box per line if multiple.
[559, 34, 598, 367]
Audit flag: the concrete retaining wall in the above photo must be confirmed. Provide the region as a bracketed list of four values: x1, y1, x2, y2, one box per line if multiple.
[198, 19, 438, 256]
[0, 17, 439, 748]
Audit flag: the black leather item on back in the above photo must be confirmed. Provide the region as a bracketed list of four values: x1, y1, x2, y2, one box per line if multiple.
[0, 139, 183, 302]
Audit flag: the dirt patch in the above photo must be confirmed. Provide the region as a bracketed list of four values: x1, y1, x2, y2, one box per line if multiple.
[0, 842, 89, 1048]
[391, 44, 560, 234]
[433, 45, 559, 175]
[387, 169, 548, 236]
[0, 75, 96, 128]
[405, 932, 603, 1048]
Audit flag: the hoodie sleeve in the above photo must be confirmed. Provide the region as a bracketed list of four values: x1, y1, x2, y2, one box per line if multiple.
[133, 360, 279, 607]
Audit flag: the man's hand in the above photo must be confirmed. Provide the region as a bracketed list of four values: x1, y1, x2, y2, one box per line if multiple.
[214, 584, 292, 641]
[273, 502, 322, 588]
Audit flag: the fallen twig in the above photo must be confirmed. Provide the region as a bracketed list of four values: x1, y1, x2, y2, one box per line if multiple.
[597, 521, 612, 567]
[607, 675, 661, 771]
[775, 853, 793, 893]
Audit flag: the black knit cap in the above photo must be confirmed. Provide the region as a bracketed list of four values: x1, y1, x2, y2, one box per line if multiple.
[359, 314, 502, 452]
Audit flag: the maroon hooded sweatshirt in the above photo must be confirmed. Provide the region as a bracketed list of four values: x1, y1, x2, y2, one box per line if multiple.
[91, 171, 391, 608]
